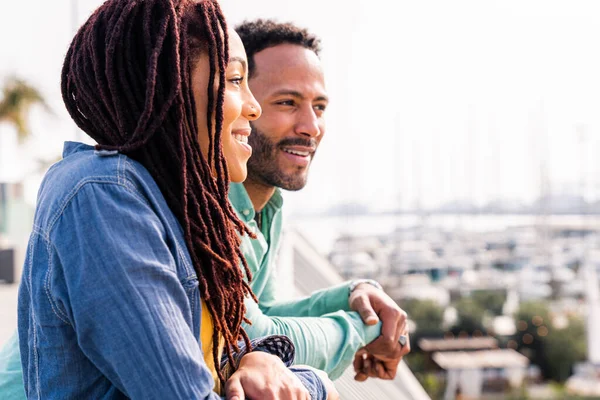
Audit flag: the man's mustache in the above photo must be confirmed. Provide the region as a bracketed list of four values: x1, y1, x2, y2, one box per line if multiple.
[277, 137, 318, 151]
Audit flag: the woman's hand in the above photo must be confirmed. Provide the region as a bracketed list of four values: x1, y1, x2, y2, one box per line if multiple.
[225, 352, 310, 400]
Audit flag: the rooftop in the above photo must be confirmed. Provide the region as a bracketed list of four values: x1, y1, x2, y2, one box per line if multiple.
[433, 349, 530, 370]
[419, 337, 498, 352]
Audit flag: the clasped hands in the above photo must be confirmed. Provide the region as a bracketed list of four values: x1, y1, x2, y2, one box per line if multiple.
[349, 283, 411, 381]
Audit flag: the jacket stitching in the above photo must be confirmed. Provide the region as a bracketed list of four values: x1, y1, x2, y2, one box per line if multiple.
[26, 232, 41, 399]
[43, 234, 72, 326]
[47, 177, 119, 234]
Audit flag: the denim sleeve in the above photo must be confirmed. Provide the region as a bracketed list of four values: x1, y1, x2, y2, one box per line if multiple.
[51, 183, 222, 400]
[288, 367, 328, 400]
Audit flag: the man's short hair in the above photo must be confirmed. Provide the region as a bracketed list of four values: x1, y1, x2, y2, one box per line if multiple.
[235, 19, 321, 78]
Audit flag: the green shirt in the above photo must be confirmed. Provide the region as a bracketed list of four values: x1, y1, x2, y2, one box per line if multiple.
[0, 332, 25, 399]
[229, 183, 381, 379]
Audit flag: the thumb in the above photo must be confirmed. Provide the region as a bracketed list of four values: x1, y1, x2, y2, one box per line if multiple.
[225, 377, 245, 400]
[355, 296, 379, 325]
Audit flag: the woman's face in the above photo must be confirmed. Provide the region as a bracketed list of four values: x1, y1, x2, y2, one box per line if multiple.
[192, 29, 261, 183]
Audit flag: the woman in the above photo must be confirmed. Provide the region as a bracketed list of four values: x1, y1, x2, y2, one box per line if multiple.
[17, 0, 333, 398]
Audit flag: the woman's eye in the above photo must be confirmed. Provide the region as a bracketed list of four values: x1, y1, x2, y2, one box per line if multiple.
[229, 77, 243, 86]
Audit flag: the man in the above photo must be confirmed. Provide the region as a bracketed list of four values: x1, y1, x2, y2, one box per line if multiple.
[232, 19, 410, 381]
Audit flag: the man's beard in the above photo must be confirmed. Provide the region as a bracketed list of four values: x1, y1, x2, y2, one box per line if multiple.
[246, 124, 317, 191]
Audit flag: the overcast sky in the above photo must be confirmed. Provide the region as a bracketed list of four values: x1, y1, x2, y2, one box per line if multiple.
[1, 0, 600, 213]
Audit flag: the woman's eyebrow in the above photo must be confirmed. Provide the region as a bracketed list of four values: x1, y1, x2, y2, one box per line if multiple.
[229, 56, 247, 71]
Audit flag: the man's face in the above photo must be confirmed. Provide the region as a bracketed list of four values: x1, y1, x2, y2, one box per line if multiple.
[246, 44, 328, 191]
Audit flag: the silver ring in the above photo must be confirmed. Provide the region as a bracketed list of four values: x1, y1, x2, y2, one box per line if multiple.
[399, 335, 407, 347]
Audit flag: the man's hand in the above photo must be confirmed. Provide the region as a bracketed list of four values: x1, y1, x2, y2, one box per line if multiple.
[225, 351, 311, 400]
[348, 283, 410, 381]
[349, 283, 408, 347]
[353, 331, 411, 381]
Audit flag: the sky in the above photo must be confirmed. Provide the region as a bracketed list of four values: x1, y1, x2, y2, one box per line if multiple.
[1, 0, 600, 214]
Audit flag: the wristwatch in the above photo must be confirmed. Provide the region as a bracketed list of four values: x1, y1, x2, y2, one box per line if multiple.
[348, 279, 383, 296]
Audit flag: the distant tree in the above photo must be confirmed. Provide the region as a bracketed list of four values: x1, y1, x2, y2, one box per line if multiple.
[403, 299, 445, 391]
[0, 76, 50, 141]
[451, 297, 486, 335]
[0, 76, 50, 234]
[472, 290, 506, 316]
[513, 301, 551, 377]
[418, 372, 445, 399]
[545, 317, 587, 382]
[403, 299, 444, 337]
[512, 302, 586, 382]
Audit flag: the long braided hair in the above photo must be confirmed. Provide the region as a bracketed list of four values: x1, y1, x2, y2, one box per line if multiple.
[61, 0, 256, 384]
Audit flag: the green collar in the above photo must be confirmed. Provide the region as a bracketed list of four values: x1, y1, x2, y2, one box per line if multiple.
[228, 183, 283, 223]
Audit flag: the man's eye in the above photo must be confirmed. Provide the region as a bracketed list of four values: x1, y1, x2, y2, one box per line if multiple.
[277, 100, 294, 106]
[315, 104, 327, 112]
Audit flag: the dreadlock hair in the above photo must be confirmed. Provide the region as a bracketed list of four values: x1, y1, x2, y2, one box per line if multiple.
[235, 19, 322, 79]
[61, 0, 256, 385]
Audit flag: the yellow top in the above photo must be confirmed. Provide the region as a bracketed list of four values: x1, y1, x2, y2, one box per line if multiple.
[201, 300, 224, 394]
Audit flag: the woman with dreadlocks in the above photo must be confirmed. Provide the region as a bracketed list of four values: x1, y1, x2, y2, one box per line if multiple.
[16, 0, 332, 399]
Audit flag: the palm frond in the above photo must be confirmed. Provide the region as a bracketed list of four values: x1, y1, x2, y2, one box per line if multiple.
[0, 76, 51, 141]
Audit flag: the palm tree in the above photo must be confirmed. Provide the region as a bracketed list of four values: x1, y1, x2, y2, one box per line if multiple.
[0, 76, 50, 142]
[0, 76, 50, 236]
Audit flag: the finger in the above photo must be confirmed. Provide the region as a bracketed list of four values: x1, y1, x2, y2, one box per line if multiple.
[380, 308, 406, 344]
[363, 354, 372, 374]
[329, 387, 341, 400]
[375, 360, 387, 379]
[354, 295, 379, 325]
[354, 350, 370, 381]
[387, 362, 401, 379]
[293, 385, 310, 400]
[396, 315, 406, 343]
[365, 354, 379, 378]
[354, 371, 369, 382]
[353, 352, 365, 373]
[384, 344, 404, 379]
[399, 315, 408, 340]
[225, 377, 245, 400]
[368, 364, 379, 378]
[400, 332, 412, 356]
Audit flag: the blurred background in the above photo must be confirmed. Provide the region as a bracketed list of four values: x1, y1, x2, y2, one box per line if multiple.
[1, 0, 600, 398]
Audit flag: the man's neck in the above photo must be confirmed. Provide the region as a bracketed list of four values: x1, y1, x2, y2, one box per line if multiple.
[243, 177, 276, 213]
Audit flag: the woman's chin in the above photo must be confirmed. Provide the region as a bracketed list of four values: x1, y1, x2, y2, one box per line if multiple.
[228, 165, 248, 183]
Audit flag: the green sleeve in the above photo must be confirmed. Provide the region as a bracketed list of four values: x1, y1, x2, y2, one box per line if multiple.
[0, 331, 26, 400]
[243, 297, 381, 380]
[260, 281, 353, 318]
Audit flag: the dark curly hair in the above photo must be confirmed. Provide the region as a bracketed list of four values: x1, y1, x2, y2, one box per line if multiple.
[61, 0, 256, 385]
[235, 19, 321, 78]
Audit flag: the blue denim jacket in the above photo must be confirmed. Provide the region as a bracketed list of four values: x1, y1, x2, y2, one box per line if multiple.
[16, 142, 325, 400]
